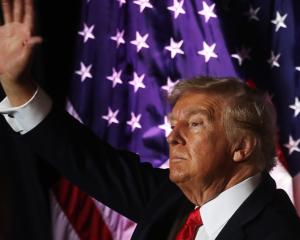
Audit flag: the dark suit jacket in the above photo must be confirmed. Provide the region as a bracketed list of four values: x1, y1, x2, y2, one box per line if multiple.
[0, 116, 54, 240]
[15, 108, 300, 239]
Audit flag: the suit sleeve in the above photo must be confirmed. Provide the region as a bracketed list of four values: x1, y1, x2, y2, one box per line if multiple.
[16, 107, 170, 223]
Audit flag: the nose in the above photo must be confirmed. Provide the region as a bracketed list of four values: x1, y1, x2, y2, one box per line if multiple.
[167, 125, 186, 146]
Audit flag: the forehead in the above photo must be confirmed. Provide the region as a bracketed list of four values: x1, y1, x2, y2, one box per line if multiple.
[170, 91, 224, 119]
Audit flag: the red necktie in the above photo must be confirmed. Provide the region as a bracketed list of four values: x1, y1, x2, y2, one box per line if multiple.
[176, 207, 202, 240]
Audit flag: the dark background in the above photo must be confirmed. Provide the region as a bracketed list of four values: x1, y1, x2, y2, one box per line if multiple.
[33, 0, 82, 106]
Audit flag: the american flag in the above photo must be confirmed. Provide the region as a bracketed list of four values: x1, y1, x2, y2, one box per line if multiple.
[50, 0, 300, 239]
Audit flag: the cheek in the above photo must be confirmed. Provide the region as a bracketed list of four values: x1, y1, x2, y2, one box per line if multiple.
[189, 132, 214, 156]
[188, 137, 208, 166]
[188, 132, 223, 169]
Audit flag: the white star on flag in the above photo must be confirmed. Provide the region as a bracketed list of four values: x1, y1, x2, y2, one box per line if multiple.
[75, 62, 93, 82]
[78, 24, 95, 43]
[159, 116, 172, 137]
[245, 5, 260, 21]
[167, 0, 186, 19]
[198, 41, 218, 62]
[165, 38, 184, 59]
[271, 11, 288, 32]
[161, 77, 179, 94]
[110, 29, 125, 47]
[129, 72, 146, 93]
[133, 0, 153, 13]
[102, 107, 119, 126]
[127, 112, 142, 132]
[284, 135, 300, 155]
[289, 97, 300, 117]
[268, 51, 281, 68]
[160, 159, 170, 169]
[117, 0, 126, 7]
[231, 47, 251, 66]
[295, 66, 300, 72]
[198, 1, 217, 23]
[130, 32, 150, 52]
[107, 68, 123, 88]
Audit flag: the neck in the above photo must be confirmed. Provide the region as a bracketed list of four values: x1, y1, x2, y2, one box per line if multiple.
[178, 166, 260, 206]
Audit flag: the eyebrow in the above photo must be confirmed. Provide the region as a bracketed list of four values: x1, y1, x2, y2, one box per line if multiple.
[168, 108, 214, 122]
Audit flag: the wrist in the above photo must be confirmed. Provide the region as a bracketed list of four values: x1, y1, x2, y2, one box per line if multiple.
[0, 76, 37, 107]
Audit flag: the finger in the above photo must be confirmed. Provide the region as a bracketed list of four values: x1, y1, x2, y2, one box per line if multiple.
[1, 0, 13, 23]
[24, 0, 33, 29]
[27, 36, 42, 46]
[13, 0, 24, 22]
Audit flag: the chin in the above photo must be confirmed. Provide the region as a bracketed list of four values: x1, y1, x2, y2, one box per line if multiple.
[169, 169, 188, 184]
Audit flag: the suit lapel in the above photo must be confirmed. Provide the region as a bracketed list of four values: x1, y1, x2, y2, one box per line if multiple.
[215, 173, 276, 240]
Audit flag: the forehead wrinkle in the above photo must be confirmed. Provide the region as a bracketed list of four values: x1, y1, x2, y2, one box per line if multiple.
[169, 107, 214, 122]
[169, 92, 223, 122]
[186, 108, 214, 122]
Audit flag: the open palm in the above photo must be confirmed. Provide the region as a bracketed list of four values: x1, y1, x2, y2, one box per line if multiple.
[0, 0, 42, 83]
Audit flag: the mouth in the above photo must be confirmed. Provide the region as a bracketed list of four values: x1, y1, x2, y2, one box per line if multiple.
[169, 156, 187, 162]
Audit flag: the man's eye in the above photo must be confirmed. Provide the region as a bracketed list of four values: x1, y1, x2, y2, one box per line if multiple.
[170, 125, 175, 129]
[190, 122, 202, 127]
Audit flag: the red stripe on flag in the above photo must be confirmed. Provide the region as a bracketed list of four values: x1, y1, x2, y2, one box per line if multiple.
[245, 79, 256, 89]
[276, 143, 289, 170]
[52, 177, 112, 240]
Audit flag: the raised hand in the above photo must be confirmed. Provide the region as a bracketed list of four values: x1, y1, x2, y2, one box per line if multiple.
[0, 0, 42, 106]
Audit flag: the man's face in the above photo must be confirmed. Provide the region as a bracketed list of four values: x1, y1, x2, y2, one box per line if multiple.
[167, 91, 233, 190]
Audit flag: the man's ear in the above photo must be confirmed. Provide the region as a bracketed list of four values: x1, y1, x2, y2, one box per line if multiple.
[232, 135, 257, 162]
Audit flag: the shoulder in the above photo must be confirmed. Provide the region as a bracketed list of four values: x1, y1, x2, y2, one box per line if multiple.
[245, 188, 300, 239]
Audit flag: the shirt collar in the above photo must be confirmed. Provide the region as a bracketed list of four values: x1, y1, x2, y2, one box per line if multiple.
[199, 173, 261, 238]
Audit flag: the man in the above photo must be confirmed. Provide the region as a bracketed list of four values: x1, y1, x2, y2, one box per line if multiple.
[0, 0, 299, 239]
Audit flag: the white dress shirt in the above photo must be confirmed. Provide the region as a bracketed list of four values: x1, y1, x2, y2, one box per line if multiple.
[0, 88, 262, 240]
[195, 173, 261, 240]
[0, 87, 52, 134]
